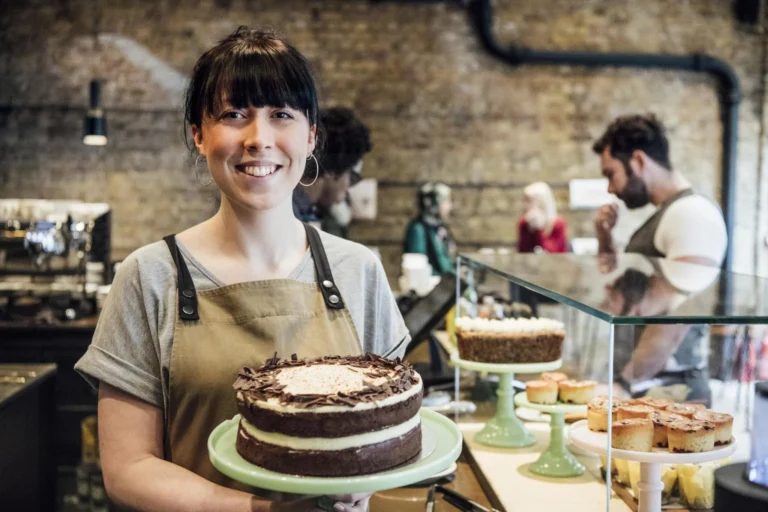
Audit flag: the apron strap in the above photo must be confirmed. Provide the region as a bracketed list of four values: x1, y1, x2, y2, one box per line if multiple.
[303, 224, 345, 310]
[163, 235, 200, 321]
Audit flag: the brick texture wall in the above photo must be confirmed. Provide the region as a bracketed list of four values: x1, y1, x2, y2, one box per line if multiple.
[1, 0, 767, 283]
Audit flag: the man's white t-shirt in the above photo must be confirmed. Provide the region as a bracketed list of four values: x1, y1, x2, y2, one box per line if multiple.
[653, 195, 728, 265]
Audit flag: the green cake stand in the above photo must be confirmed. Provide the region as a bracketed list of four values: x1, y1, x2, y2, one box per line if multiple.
[514, 392, 587, 477]
[451, 354, 562, 448]
[208, 408, 462, 496]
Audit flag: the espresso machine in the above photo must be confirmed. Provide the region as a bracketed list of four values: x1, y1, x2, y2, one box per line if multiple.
[0, 199, 111, 324]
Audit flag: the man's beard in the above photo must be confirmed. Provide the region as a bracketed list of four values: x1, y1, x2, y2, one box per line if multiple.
[618, 162, 650, 209]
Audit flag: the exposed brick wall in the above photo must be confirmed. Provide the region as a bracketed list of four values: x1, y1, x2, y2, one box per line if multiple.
[1, 0, 766, 283]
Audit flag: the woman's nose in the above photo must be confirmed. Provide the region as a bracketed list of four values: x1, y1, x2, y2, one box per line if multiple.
[243, 117, 274, 151]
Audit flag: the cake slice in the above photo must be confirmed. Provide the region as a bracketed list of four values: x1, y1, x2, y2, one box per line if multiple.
[587, 396, 621, 432]
[628, 397, 673, 411]
[540, 371, 569, 383]
[526, 380, 558, 404]
[649, 410, 686, 448]
[617, 404, 655, 421]
[665, 403, 706, 419]
[692, 410, 733, 446]
[611, 418, 654, 452]
[558, 380, 597, 404]
[667, 420, 716, 453]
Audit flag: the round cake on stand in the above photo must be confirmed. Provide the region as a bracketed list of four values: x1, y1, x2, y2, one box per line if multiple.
[514, 392, 587, 477]
[568, 420, 737, 512]
[451, 353, 562, 448]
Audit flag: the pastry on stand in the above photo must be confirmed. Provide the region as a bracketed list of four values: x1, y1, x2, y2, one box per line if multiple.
[568, 420, 736, 512]
[451, 353, 562, 448]
[514, 391, 587, 477]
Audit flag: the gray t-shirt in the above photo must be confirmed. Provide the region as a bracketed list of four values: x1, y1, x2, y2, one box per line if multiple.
[75, 231, 410, 412]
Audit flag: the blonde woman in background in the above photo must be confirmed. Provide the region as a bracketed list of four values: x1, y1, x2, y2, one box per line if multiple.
[517, 182, 568, 253]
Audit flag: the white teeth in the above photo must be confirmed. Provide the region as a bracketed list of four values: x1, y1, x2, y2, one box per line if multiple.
[242, 165, 278, 177]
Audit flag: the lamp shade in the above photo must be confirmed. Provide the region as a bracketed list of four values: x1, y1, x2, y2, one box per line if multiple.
[83, 80, 107, 146]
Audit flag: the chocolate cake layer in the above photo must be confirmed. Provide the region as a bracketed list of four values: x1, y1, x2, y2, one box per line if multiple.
[238, 389, 423, 438]
[235, 423, 422, 476]
[456, 331, 564, 363]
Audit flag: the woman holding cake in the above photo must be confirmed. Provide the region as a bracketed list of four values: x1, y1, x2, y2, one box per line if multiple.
[75, 27, 410, 512]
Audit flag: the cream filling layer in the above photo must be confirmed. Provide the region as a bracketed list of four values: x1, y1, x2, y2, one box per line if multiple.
[239, 414, 420, 451]
[244, 377, 422, 414]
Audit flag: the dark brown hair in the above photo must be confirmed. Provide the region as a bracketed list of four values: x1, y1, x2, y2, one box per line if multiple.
[184, 26, 319, 150]
[592, 114, 672, 171]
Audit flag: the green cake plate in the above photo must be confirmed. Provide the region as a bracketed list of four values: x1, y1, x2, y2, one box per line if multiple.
[208, 408, 462, 495]
[451, 354, 562, 448]
[514, 392, 587, 477]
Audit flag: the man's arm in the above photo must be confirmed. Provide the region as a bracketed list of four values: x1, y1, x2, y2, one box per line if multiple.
[620, 324, 690, 383]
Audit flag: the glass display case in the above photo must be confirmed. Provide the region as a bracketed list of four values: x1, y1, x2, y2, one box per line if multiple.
[453, 252, 767, 512]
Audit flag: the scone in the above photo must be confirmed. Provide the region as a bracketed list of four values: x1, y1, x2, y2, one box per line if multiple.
[611, 418, 654, 452]
[558, 380, 597, 404]
[665, 403, 706, 419]
[587, 396, 620, 432]
[649, 411, 686, 448]
[618, 404, 655, 421]
[540, 371, 569, 383]
[667, 420, 716, 453]
[692, 411, 733, 446]
[628, 397, 673, 411]
[526, 380, 558, 404]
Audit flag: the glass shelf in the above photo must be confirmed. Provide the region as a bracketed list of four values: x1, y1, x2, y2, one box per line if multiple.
[459, 252, 768, 325]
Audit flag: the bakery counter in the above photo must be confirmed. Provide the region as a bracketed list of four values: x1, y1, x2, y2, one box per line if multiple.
[0, 363, 57, 512]
[371, 460, 496, 512]
[0, 315, 99, 504]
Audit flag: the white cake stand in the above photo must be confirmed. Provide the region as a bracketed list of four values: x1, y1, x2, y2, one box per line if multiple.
[451, 353, 562, 448]
[514, 393, 587, 477]
[568, 420, 737, 512]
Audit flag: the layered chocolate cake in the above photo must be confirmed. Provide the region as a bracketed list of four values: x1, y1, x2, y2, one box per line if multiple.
[455, 317, 565, 363]
[233, 353, 423, 477]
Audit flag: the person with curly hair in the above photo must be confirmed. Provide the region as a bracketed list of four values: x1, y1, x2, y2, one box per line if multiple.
[293, 107, 372, 238]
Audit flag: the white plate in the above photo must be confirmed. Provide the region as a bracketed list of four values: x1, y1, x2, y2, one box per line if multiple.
[568, 420, 737, 464]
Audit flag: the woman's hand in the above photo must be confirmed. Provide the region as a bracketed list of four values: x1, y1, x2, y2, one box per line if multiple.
[269, 493, 372, 512]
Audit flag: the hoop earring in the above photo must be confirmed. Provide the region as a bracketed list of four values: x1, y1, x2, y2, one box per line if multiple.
[299, 153, 319, 187]
[195, 154, 213, 187]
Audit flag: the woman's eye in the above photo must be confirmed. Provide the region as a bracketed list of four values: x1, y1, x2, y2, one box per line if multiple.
[274, 111, 294, 120]
[222, 111, 244, 120]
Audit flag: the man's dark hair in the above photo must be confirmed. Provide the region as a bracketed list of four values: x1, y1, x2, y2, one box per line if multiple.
[316, 107, 372, 177]
[592, 114, 672, 171]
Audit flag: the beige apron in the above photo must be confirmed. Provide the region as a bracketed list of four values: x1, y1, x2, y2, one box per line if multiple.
[162, 224, 362, 487]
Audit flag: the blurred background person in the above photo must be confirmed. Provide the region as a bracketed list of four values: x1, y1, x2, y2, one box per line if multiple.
[293, 106, 372, 238]
[403, 182, 456, 275]
[517, 181, 568, 253]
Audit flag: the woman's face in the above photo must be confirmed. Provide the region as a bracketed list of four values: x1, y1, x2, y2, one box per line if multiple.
[439, 196, 452, 219]
[192, 102, 316, 212]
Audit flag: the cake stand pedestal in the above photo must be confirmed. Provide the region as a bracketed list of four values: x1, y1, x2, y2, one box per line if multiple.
[514, 393, 586, 477]
[451, 354, 562, 448]
[568, 419, 737, 512]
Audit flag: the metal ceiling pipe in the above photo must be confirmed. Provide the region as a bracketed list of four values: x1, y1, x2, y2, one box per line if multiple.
[467, 0, 741, 273]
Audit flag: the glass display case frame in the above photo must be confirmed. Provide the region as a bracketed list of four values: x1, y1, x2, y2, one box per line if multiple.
[454, 251, 767, 512]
